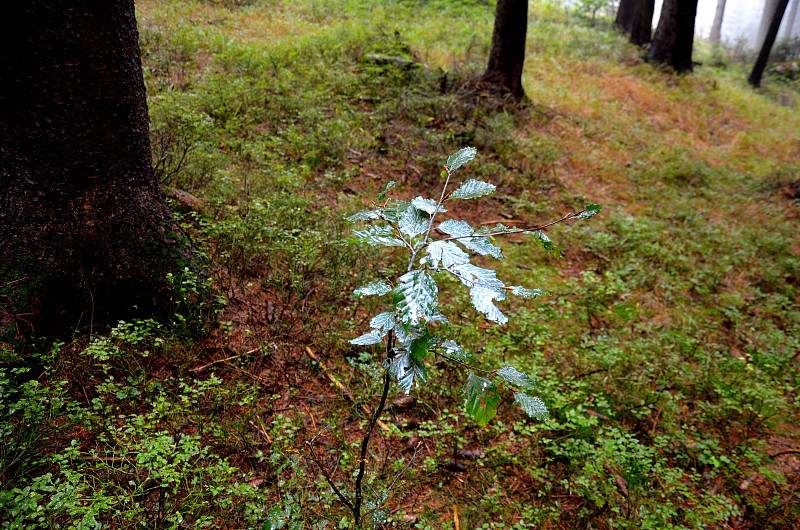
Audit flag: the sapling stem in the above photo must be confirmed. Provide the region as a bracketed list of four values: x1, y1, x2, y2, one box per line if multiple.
[353, 330, 394, 525]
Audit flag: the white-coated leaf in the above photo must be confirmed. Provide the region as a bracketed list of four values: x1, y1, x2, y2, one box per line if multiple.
[347, 210, 380, 222]
[509, 286, 545, 299]
[514, 392, 548, 420]
[446, 147, 478, 171]
[411, 196, 445, 215]
[352, 225, 405, 247]
[393, 322, 410, 344]
[428, 309, 450, 324]
[369, 311, 395, 333]
[426, 240, 470, 269]
[438, 219, 474, 238]
[353, 281, 392, 298]
[390, 349, 427, 394]
[461, 236, 503, 259]
[438, 219, 503, 258]
[469, 286, 507, 325]
[440, 339, 472, 361]
[448, 179, 496, 200]
[569, 204, 602, 220]
[398, 204, 430, 238]
[495, 366, 534, 389]
[394, 270, 438, 324]
[451, 263, 506, 292]
[350, 331, 384, 345]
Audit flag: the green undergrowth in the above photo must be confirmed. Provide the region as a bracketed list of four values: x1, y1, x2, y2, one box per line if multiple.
[2, 0, 800, 528]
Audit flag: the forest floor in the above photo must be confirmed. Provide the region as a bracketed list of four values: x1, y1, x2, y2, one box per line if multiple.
[2, 1, 800, 528]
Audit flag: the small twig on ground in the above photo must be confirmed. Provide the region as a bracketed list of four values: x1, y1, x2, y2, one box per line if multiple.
[306, 438, 355, 514]
[770, 449, 800, 458]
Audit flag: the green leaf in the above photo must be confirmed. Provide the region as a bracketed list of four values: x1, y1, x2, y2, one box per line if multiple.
[350, 332, 383, 346]
[462, 372, 500, 427]
[569, 204, 602, 220]
[376, 181, 396, 202]
[380, 200, 409, 224]
[406, 325, 438, 360]
[347, 210, 381, 222]
[440, 339, 472, 361]
[514, 392, 548, 420]
[369, 311, 395, 333]
[352, 225, 406, 247]
[411, 196, 445, 215]
[394, 270, 438, 324]
[448, 179, 496, 200]
[509, 286, 545, 299]
[425, 240, 469, 269]
[523, 230, 561, 257]
[495, 366, 535, 389]
[446, 147, 478, 172]
[353, 281, 392, 298]
[390, 349, 427, 394]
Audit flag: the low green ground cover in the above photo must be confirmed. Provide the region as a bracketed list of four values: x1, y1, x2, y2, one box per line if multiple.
[2, 1, 799, 528]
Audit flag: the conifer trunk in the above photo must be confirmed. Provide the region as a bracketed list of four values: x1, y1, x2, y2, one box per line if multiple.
[648, 0, 700, 73]
[481, 0, 528, 99]
[0, 1, 186, 340]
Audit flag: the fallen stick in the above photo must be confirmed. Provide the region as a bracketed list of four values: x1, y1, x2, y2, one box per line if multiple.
[305, 346, 391, 434]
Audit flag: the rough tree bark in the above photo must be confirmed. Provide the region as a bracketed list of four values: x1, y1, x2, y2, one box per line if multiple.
[709, 0, 727, 43]
[481, 0, 529, 99]
[630, 0, 656, 47]
[615, 0, 638, 34]
[648, 0, 700, 73]
[749, 0, 791, 87]
[0, 1, 188, 340]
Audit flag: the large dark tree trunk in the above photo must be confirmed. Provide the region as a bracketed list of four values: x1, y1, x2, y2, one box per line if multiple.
[481, 0, 528, 100]
[615, 0, 637, 33]
[749, 0, 791, 87]
[0, 1, 187, 341]
[648, 0, 700, 73]
[630, 0, 655, 46]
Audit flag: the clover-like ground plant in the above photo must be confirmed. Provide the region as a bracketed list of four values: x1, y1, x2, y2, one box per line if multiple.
[307, 147, 601, 526]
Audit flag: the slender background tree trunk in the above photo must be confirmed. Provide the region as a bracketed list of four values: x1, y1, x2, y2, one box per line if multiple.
[648, 0, 700, 73]
[0, 1, 186, 340]
[758, 0, 781, 47]
[750, 0, 791, 87]
[482, 0, 529, 99]
[783, 0, 799, 38]
[709, 0, 727, 43]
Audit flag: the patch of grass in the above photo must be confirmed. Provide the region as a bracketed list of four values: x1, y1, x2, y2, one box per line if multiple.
[4, 0, 800, 528]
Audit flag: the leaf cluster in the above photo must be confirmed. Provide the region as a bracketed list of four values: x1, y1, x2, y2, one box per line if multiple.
[349, 148, 601, 425]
